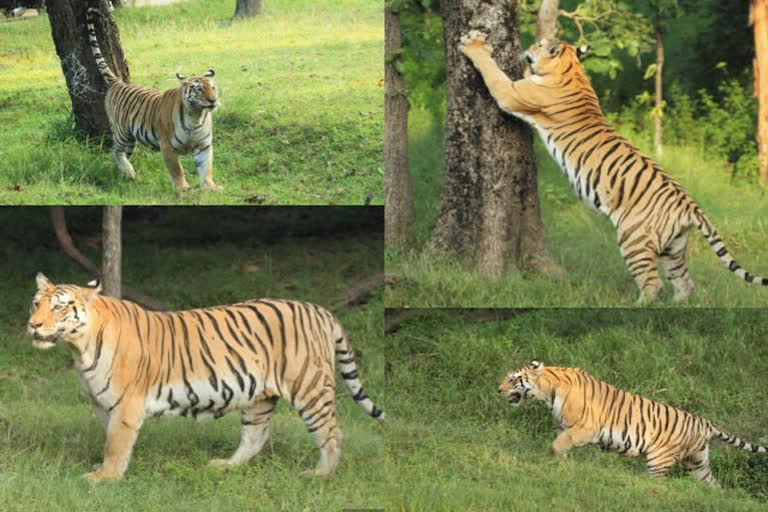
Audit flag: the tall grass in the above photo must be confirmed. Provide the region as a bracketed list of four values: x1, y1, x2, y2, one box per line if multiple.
[0, 0, 383, 204]
[385, 308, 768, 509]
[386, 108, 768, 307]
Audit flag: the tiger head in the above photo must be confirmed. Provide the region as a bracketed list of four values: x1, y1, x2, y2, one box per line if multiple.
[523, 39, 589, 77]
[27, 273, 101, 350]
[498, 360, 545, 406]
[176, 69, 220, 111]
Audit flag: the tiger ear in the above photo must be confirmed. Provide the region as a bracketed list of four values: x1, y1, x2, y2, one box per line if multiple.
[530, 360, 544, 373]
[36, 272, 53, 291]
[82, 278, 102, 302]
[576, 45, 590, 61]
[176, 73, 186, 81]
[204, 69, 215, 77]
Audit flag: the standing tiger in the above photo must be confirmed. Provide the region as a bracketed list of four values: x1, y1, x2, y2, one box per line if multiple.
[460, 31, 768, 304]
[86, 7, 222, 191]
[499, 360, 767, 485]
[26, 273, 384, 481]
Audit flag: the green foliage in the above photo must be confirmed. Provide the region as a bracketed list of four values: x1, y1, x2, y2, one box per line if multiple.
[0, 0, 383, 205]
[398, 1, 446, 114]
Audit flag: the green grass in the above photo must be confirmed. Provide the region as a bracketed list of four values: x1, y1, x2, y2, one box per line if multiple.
[385, 108, 768, 307]
[386, 308, 768, 510]
[0, 0, 383, 205]
[0, 207, 391, 511]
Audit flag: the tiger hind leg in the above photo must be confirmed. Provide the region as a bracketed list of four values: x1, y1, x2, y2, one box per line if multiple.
[112, 138, 137, 180]
[209, 398, 278, 468]
[645, 449, 680, 479]
[683, 445, 717, 486]
[296, 382, 341, 477]
[619, 239, 663, 305]
[659, 230, 695, 302]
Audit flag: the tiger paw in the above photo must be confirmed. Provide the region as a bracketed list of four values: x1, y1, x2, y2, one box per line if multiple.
[460, 30, 492, 57]
[83, 470, 120, 482]
[208, 458, 235, 469]
[202, 181, 223, 192]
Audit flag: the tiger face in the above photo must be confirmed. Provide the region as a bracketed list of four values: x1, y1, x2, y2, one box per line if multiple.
[498, 360, 544, 406]
[27, 273, 98, 350]
[523, 39, 589, 76]
[177, 69, 220, 111]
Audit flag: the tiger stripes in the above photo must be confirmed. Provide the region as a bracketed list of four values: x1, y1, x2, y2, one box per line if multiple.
[26, 273, 383, 481]
[498, 361, 767, 486]
[460, 31, 768, 304]
[85, 6, 222, 191]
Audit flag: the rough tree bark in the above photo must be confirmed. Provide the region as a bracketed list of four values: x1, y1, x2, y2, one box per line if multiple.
[654, 30, 664, 157]
[385, 2, 412, 248]
[751, 0, 768, 188]
[101, 206, 122, 298]
[429, 0, 562, 278]
[233, 0, 262, 19]
[47, 0, 129, 136]
[536, 0, 559, 41]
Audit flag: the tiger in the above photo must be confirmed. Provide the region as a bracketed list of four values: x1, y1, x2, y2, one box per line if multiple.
[459, 31, 768, 304]
[26, 273, 384, 481]
[86, 7, 222, 191]
[499, 360, 767, 485]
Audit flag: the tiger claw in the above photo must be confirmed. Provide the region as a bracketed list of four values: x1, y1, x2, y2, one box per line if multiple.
[459, 30, 491, 55]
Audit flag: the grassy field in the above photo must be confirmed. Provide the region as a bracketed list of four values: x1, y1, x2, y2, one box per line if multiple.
[0, 0, 383, 205]
[385, 308, 768, 510]
[0, 207, 390, 511]
[385, 108, 768, 307]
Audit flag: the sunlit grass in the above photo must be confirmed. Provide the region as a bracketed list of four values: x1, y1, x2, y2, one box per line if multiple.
[0, 0, 383, 205]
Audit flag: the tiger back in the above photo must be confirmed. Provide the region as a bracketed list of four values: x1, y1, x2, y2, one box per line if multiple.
[498, 360, 767, 485]
[86, 7, 222, 191]
[26, 273, 384, 481]
[460, 31, 768, 304]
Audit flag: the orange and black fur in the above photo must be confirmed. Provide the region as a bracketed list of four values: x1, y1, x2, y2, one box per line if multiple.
[27, 273, 384, 481]
[460, 31, 768, 303]
[499, 361, 767, 485]
[86, 7, 222, 190]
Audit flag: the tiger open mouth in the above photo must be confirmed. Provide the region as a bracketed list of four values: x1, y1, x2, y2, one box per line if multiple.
[31, 333, 60, 349]
[508, 392, 522, 404]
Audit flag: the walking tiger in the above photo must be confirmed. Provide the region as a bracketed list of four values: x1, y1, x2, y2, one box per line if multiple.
[26, 273, 384, 481]
[460, 31, 768, 304]
[499, 360, 767, 485]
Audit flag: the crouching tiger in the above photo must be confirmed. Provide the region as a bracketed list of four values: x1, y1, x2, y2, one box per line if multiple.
[499, 360, 766, 485]
[460, 31, 768, 304]
[86, 7, 222, 191]
[26, 273, 384, 481]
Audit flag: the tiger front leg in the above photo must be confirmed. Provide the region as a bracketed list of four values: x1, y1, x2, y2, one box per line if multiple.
[84, 402, 144, 482]
[159, 142, 191, 190]
[193, 144, 223, 191]
[550, 428, 594, 458]
[459, 31, 537, 115]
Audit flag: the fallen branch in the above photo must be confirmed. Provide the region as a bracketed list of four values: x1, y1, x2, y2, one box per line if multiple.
[49, 207, 167, 310]
[329, 272, 385, 312]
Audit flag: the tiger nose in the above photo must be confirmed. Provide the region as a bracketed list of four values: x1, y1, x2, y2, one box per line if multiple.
[497, 386, 504, 393]
[28, 321, 42, 330]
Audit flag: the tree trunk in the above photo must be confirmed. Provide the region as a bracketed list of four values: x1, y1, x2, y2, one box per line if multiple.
[233, 0, 262, 19]
[429, 0, 562, 278]
[101, 206, 122, 298]
[47, 0, 129, 136]
[751, 0, 768, 188]
[654, 30, 664, 157]
[536, 0, 559, 41]
[385, 2, 412, 249]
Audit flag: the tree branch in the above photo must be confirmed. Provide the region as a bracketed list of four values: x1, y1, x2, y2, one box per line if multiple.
[49, 207, 167, 310]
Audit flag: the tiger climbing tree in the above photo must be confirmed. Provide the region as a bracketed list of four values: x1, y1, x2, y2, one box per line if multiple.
[47, 0, 129, 136]
[429, 0, 563, 278]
